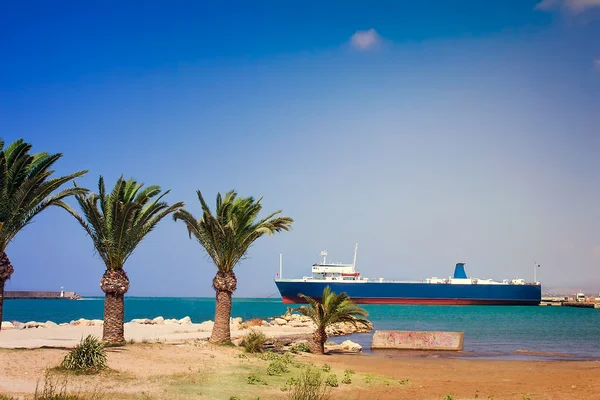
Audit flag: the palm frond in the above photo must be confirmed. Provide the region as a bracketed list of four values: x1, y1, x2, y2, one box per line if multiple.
[65, 175, 183, 270]
[293, 286, 370, 331]
[0, 138, 88, 251]
[174, 189, 292, 276]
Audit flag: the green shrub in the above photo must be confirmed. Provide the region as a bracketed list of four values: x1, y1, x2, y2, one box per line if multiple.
[267, 360, 289, 376]
[325, 374, 338, 387]
[241, 331, 267, 353]
[247, 373, 268, 385]
[290, 342, 311, 354]
[341, 371, 352, 385]
[281, 352, 296, 364]
[286, 368, 330, 400]
[257, 350, 280, 361]
[60, 335, 107, 373]
[343, 369, 355, 375]
[443, 395, 455, 400]
[321, 364, 330, 372]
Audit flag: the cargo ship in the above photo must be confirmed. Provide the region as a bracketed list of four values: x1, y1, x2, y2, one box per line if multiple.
[274, 244, 541, 305]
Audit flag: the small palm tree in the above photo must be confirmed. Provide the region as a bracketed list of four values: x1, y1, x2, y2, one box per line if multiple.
[0, 138, 87, 330]
[174, 190, 293, 344]
[60, 176, 183, 344]
[293, 286, 370, 354]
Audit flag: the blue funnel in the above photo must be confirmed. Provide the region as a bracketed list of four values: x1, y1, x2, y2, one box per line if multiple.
[453, 263, 467, 279]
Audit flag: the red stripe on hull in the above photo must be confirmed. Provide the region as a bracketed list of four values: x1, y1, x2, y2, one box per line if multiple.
[281, 296, 538, 305]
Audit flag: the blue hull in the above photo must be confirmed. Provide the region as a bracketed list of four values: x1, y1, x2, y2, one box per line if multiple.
[275, 280, 542, 305]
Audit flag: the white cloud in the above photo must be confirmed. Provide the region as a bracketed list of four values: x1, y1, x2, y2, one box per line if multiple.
[536, 0, 600, 14]
[350, 29, 381, 50]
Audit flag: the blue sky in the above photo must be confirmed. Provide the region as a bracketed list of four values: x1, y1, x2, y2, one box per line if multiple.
[1, 0, 599, 296]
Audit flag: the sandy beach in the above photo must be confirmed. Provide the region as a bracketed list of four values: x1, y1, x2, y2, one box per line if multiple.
[1, 341, 599, 400]
[0, 321, 314, 349]
[1, 322, 599, 400]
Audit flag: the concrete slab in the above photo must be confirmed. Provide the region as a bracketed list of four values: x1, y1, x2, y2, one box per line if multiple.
[371, 330, 464, 351]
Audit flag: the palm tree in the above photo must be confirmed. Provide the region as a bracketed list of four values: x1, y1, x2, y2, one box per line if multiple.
[0, 138, 87, 331]
[59, 176, 183, 344]
[292, 286, 370, 355]
[173, 190, 293, 344]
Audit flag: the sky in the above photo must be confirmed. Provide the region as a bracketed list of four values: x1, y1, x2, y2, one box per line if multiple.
[1, 0, 599, 297]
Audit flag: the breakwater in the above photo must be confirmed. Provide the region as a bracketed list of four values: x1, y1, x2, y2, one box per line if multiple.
[4, 291, 81, 300]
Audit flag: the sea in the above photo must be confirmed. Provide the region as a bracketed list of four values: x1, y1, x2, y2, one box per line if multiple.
[4, 297, 600, 360]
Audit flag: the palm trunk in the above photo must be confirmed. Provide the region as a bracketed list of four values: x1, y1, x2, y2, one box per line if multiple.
[0, 252, 15, 332]
[0, 279, 5, 332]
[103, 292, 125, 344]
[100, 269, 129, 345]
[210, 290, 232, 344]
[210, 270, 237, 345]
[311, 327, 327, 355]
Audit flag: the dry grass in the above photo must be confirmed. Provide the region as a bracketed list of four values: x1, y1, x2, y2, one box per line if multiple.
[242, 318, 264, 329]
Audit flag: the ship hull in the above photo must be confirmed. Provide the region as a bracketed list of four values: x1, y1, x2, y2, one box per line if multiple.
[275, 281, 541, 305]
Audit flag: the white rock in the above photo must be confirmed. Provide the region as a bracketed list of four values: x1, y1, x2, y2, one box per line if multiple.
[59, 323, 68, 326]
[230, 317, 242, 325]
[71, 318, 90, 326]
[152, 316, 165, 324]
[179, 316, 192, 325]
[25, 321, 42, 329]
[341, 340, 362, 352]
[274, 318, 287, 326]
[164, 319, 178, 325]
[90, 319, 104, 326]
[1, 321, 15, 329]
[131, 318, 151, 324]
[44, 321, 58, 328]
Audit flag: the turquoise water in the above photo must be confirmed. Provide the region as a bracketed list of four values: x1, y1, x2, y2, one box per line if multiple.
[4, 297, 600, 360]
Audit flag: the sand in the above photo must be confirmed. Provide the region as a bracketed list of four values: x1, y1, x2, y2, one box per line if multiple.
[0, 323, 314, 349]
[1, 338, 599, 399]
[2, 325, 599, 399]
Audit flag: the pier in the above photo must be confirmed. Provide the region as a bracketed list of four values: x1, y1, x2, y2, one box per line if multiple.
[540, 296, 600, 309]
[4, 291, 81, 300]
[561, 301, 600, 309]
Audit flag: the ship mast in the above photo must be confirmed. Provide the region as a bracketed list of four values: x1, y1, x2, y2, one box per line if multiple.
[320, 250, 327, 264]
[353, 243, 358, 269]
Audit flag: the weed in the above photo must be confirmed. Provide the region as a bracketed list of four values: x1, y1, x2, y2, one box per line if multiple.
[341, 371, 351, 385]
[267, 360, 289, 376]
[60, 335, 107, 373]
[247, 373, 268, 385]
[229, 397, 241, 400]
[257, 351, 281, 361]
[444, 395, 455, 400]
[290, 342, 311, 354]
[286, 368, 330, 400]
[242, 331, 267, 353]
[325, 374, 338, 387]
[32, 370, 101, 400]
[398, 379, 410, 385]
[321, 364, 330, 372]
[287, 377, 299, 386]
[343, 369, 355, 375]
[236, 354, 248, 359]
[242, 318, 264, 328]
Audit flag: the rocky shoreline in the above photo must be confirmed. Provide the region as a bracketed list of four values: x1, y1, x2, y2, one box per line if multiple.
[0, 313, 371, 352]
[1, 312, 373, 336]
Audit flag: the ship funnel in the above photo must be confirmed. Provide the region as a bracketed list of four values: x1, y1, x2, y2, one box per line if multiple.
[453, 263, 467, 279]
